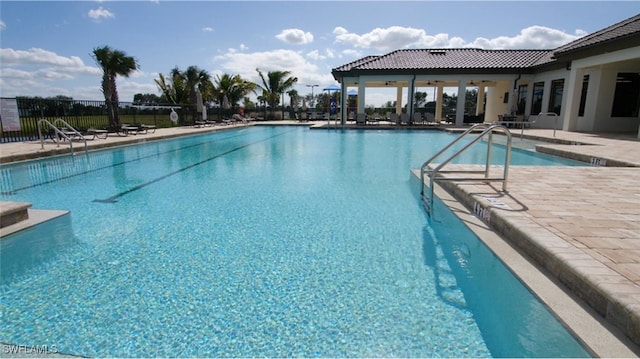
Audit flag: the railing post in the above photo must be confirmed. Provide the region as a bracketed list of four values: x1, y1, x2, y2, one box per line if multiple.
[485, 132, 493, 179]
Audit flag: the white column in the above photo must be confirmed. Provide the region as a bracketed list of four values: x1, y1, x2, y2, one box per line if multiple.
[476, 86, 485, 116]
[436, 85, 444, 123]
[395, 86, 403, 114]
[562, 67, 584, 132]
[455, 81, 466, 126]
[340, 82, 347, 125]
[357, 81, 366, 114]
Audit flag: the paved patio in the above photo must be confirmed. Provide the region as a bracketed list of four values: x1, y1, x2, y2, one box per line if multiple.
[1, 122, 639, 356]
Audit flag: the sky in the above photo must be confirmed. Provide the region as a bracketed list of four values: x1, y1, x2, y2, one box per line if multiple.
[1, 1, 639, 106]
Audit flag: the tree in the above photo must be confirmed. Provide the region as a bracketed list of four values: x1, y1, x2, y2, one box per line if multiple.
[414, 91, 428, 108]
[287, 89, 299, 108]
[156, 66, 212, 106]
[92, 46, 139, 130]
[213, 73, 257, 114]
[256, 68, 298, 119]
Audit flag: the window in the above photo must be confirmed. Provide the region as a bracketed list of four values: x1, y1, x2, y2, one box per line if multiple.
[547, 79, 564, 115]
[611, 73, 640, 117]
[531, 82, 544, 115]
[516, 85, 527, 115]
[578, 75, 589, 116]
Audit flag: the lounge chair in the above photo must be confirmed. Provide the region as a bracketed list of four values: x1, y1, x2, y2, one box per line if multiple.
[400, 113, 411, 125]
[118, 124, 150, 136]
[368, 114, 381, 125]
[424, 113, 436, 124]
[389, 113, 400, 125]
[87, 128, 108, 139]
[412, 112, 423, 125]
[356, 113, 367, 126]
[140, 124, 156, 133]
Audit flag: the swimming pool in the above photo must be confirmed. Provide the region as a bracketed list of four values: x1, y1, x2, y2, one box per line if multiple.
[1, 126, 590, 357]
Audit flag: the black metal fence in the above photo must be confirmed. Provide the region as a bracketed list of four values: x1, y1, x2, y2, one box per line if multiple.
[0, 97, 206, 143]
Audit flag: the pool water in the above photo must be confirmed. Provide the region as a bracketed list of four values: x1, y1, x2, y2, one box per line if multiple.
[1, 127, 589, 357]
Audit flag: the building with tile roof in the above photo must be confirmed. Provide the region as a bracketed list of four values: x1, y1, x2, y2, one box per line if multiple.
[331, 13, 640, 137]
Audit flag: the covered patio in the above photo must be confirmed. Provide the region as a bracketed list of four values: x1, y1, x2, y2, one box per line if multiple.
[331, 14, 640, 137]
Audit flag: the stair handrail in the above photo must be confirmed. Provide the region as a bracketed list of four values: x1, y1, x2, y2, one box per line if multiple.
[37, 118, 88, 156]
[420, 123, 512, 216]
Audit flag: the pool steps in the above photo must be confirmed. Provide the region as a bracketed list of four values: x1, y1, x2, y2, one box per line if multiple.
[0, 201, 69, 238]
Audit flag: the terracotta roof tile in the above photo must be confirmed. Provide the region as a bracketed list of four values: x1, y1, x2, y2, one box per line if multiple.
[554, 13, 640, 55]
[337, 49, 551, 71]
[332, 13, 639, 74]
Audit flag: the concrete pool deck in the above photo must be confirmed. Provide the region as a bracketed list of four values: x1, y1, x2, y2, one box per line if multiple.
[1, 121, 639, 356]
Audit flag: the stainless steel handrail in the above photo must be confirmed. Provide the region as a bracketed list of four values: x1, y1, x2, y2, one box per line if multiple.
[38, 118, 88, 156]
[420, 123, 512, 216]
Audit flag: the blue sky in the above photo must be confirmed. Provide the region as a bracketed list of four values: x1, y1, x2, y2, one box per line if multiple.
[1, 1, 639, 106]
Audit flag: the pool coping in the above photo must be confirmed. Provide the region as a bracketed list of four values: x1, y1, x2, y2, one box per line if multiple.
[412, 168, 640, 355]
[2, 123, 639, 356]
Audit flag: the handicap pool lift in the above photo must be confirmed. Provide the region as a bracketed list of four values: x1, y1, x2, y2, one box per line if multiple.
[420, 123, 512, 217]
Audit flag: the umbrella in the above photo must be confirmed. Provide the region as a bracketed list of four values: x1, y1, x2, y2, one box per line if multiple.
[347, 89, 358, 96]
[196, 89, 204, 113]
[301, 98, 307, 111]
[323, 84, 340, 92]
[222, 95, 230, 110]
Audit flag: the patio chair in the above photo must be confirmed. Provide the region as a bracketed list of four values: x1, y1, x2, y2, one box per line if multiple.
[389, 113, 400, 125]
[412, 112, 423, 125]
[140, 124, 156, 133]
[356, 113, 367, 125]
[87, 128, 108, 139]
[368, 114, 381, 125]
[118, 124, 143, 136]
[400, 113, 411, 125]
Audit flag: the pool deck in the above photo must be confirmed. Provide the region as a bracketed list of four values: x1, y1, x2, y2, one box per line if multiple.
[1, 121, 640, 356]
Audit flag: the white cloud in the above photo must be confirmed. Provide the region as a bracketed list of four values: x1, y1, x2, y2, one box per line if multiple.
[1, 48, 88, 68]
[333, 25, 584, 52]
[334, 26, 432, 51]
[276, 28, 314, 45]
[202, 27, 213, 32]
[0, 48, 106, 99]
[469, 26, 583, 49]
[0, 20, 6, 30]
[88, 7, 114, 21]
[213, 48, 334, 89]
[306, 50, 323, 61]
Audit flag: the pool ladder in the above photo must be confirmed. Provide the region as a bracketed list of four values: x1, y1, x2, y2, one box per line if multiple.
[38, 118, 88, 156]
[420, 123, 512, 217]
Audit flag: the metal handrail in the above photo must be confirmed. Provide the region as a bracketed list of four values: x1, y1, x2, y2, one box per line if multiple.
[535, 112, 559, 137]
[38, 118, 88, 156]
[420, 123, 512, 216]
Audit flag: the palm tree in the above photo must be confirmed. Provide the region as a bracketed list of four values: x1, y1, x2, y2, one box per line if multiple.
[256, 68, 298, 119]
[155, 66, 213, 124]
[213, 74, 257, 116]
[92, 46, 139, 130]
[156, 66, 212, 106]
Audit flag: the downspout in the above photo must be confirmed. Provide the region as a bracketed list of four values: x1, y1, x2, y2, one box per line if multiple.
[408, 74, 416, 116]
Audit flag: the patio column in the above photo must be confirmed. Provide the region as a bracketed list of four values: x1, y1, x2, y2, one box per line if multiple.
[407, 76, 416, 116]
[476, 86, 485, 116]
[455, 81, 466, 126]
[436, 85, 444, 123]
[562, 67, 584, 132]
[357, 82, 366, 114]
[340, 82, 348, 125]
[395, 86, 403, 114]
